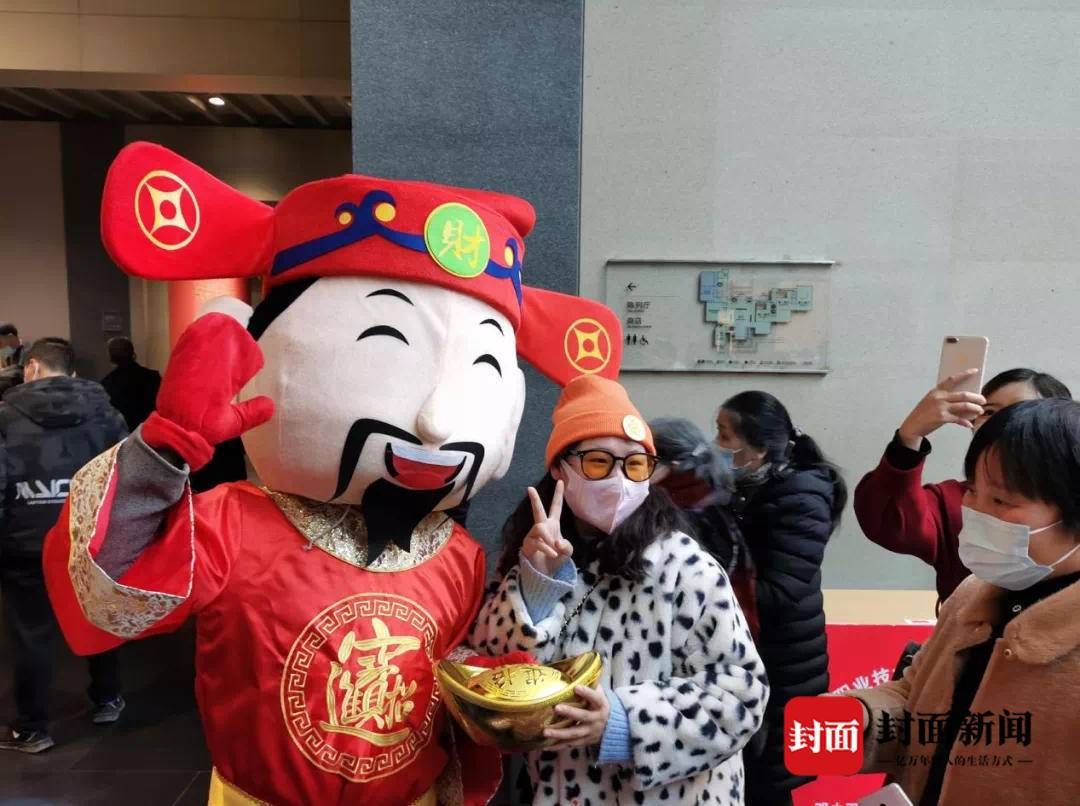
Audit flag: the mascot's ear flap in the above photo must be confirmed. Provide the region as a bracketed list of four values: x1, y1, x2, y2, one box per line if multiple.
[516, 287, 623, 386]
[101, 141, 275, 282]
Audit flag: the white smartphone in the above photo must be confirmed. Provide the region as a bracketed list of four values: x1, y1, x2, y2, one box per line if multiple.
[937, 336, 989, 395]
[857, 782, 915, 806]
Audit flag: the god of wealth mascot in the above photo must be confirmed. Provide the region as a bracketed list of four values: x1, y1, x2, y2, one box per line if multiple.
[42, 142, 622, 806]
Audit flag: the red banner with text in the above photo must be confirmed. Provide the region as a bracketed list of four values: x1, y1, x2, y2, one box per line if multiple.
[792, 622, 935, 806]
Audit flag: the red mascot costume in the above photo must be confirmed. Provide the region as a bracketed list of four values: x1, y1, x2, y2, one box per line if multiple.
[42, 142, 622, 805]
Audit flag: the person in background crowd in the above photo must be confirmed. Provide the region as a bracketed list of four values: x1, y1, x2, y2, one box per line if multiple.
[472, 376, 767, 806]
[854, 367, 1071, 608]
[0, 323, 26, 397]
[100, 337, 246, 493]
[649, 416, 759, 638]
[715, 390, 847, 806]
[100, 336, 161, 432]
[0, 338, 128, 753]
[846, 398, 1080, 805]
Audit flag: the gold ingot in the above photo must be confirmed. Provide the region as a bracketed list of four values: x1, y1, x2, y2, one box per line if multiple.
[435, 652, 603, 752]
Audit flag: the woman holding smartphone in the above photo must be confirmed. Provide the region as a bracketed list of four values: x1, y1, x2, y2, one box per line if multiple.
[848, 398, 1080, 805]
[855, 367, 1071, 607]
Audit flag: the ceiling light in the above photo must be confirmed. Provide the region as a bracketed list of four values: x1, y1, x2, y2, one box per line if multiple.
[208, 96, 226, 107]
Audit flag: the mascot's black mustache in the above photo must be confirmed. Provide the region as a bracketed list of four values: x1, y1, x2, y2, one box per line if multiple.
[333, 419, 418, 500]
[332, 418, 485, 503]
[331, 418, 485, 559]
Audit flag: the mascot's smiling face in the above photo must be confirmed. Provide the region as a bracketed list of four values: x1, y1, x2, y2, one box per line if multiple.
[240, 275, 526, 512]
[99, 142, 625, 548]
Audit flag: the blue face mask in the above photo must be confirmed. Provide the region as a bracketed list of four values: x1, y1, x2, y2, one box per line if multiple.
[717, 445, 753, 478]
[705, 444, 735, 474]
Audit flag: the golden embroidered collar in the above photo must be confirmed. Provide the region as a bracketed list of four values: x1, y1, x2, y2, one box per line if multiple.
[265, 490, 454, 572]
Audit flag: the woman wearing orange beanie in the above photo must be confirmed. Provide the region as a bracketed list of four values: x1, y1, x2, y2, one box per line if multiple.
[471, 376, 768, 805]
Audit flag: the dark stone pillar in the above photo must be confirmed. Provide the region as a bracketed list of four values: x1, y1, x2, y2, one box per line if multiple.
[351, 0, 585, 567]
[60, 123, 129, 381]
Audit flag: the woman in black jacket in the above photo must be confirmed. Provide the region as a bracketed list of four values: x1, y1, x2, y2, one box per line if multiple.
[716, 391, 847, 806]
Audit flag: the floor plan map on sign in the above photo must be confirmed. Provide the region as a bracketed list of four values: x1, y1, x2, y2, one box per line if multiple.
[605, 261, 831, 373]
[700, 270, 815, 352]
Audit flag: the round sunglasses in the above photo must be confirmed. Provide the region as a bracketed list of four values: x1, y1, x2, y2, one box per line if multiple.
[564, 449, 659, 482]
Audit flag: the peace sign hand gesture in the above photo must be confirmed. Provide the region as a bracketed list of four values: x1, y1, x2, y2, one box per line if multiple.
[522, 481, 574, 577]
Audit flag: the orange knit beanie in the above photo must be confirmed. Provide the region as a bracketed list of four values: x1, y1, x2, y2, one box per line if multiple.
[544, 376, 655, 468]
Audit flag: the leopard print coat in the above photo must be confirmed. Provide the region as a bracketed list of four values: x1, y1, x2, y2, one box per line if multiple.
[471, 531, 769, 805]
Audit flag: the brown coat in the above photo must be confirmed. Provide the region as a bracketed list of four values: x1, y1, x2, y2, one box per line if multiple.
[851, 574, 1080, 805]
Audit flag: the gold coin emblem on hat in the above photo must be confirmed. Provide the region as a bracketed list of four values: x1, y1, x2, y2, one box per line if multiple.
[623, 415, 647, 442]
[563, 318, 612, 375]
[134, 170, 200, 251]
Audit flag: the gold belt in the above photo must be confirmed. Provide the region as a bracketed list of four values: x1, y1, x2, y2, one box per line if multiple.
[208, 768, 437, 806]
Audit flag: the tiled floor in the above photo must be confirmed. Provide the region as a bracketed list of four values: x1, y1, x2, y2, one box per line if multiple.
[0, 623, 211, 806]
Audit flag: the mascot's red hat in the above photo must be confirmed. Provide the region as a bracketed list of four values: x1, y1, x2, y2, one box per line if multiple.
[101, 142, 622, 386]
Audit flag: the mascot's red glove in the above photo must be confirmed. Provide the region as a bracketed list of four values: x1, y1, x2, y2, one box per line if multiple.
[463, 651, 538, 668]
[141, 313, 274, 471]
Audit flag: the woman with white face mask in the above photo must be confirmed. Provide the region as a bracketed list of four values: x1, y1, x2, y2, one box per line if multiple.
[846, 398, 1080, 805]
[471, 376, 768, 806]
[854, 367, 1071, 608]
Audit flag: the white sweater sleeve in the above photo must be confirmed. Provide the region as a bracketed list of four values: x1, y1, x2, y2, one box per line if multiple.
[615, 555, 769, 791]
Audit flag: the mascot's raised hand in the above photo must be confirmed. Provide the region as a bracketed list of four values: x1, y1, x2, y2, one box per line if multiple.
[141, 312, 274, 471]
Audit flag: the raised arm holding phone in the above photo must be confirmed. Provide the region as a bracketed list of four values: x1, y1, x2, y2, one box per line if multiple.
[845, 399, 1080, 805]
[854, 337, 1072, 606]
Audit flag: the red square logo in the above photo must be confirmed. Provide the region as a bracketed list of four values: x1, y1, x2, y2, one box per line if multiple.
[784, 696, 864, 776]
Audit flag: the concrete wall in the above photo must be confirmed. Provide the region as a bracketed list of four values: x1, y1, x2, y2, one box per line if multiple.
[0, 122, 70, 345]
[61, 122, 130, 381]
[580, 1, 1080, 591]
[351, 0, 585, 566]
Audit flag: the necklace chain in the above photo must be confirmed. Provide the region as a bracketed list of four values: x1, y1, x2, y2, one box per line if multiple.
[556, 580, 599, 649]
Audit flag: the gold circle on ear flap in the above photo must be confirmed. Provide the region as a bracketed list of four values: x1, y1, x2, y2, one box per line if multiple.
[504, 245, 514, 266]
[375, 202, 396, 223]
[337, 210, 354, 226]
[563, 318, 612, 376]
[622, 415, 647, 442]
[134, 169, 200, 251]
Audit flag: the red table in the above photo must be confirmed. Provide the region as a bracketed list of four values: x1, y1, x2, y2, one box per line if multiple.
[791, 622, 936, 806]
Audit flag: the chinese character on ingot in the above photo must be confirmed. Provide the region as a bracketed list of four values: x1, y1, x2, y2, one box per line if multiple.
[784, 696, 864, 775]
[438, 217, 488, 272]
[319, 617, 421, 747]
